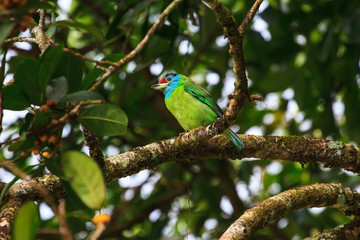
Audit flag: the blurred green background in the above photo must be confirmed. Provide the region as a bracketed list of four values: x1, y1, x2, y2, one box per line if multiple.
[1, 0, 360, 239]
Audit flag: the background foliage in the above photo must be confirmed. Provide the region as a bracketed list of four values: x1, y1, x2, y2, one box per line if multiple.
[1, 0, 360, 239]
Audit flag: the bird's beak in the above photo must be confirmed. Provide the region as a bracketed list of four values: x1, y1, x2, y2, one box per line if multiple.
[151, 82, 169, 90]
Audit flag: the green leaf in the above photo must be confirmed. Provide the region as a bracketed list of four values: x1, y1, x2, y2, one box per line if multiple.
[19, 113, 34, 135]
[51, 20, 104, 41]
[6, 2, 54, 16]
[45, 76, 68, 102]
[121, 1, 150, 24]
[0, 20, 15, 46]
[61, 180, 91, 212]
[82, 53, 124, 89]
[2, 84, 30, 110]
[1, 47, 7, 85]
[61, 90, 104, 104]
[78, 103, 128, 136]
[45, 155, 65, 179]
[58, 51, 83, 92]
[8, 140, 25, 152]
[39, 46, 64, 88]
[0, 176, 19, 206]
[14, 58, 42, 104]
[60, 151, 106, 210]
[13, 202, 39, 240]
[31, 111, 51, 130]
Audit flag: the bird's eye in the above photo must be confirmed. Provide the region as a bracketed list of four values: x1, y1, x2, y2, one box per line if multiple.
[167, 77, 172, 82]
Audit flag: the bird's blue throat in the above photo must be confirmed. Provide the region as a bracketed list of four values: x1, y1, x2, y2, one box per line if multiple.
[164, 75, 181, 99]
[164, 83, 177, 99]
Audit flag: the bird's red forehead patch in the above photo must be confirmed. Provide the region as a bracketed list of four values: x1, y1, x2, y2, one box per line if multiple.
[159, 77, 167, 84]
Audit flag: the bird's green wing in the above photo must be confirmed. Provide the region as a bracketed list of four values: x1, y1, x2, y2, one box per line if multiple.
[184, 83, 223, 117]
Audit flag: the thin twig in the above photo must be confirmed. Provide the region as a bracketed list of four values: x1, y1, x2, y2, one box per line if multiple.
[4, 37, 37, 44]
[90, 223, 107, 240]
[58, 200, 74, 240]
[62, 47, 117, 67]
[39, 9, 45, 28]
[0, 49, 7, 136]
[89, 0, 184, 91]
[239, 0, 264, 36]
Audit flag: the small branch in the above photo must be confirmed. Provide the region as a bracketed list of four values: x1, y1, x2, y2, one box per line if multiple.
[58, 200, 74, 240]
[303, 217, 360, 240]
[38, 9, 45, 28]
[249, 94, 263, 102]
[0, 49, 7, 136]
[37, 228, 61, 235]
[89, 0, 184, 91]
[90, 223, 107, 240]
[220, 183, 360, 240]
[62, 46, 117, 67]
[3, 37, 37, 44]
[51, 100, 103, 126]
[239, 0, 264, 36]
[82, 126, 105, 168]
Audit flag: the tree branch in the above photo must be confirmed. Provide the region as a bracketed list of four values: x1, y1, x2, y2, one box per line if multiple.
[103, 133, 360, 182]
[220, 183, 360, 240]
[31, 9, 51, 53]
[3, 37, 37, 44]
[3, 134, 359, 204]
[0, 197, 23, 240]
[0, 133, 358, 238]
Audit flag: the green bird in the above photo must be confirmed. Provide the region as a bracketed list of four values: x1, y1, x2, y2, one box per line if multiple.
[152, 72, 244, 151]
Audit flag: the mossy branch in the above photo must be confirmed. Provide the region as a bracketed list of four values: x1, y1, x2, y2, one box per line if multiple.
[220, 183, 360, 240]
[103, 134, 360, 182]
[1, 133, 359, 238]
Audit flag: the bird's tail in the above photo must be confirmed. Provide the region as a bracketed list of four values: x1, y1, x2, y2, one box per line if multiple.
[223, 128, 245, 151]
